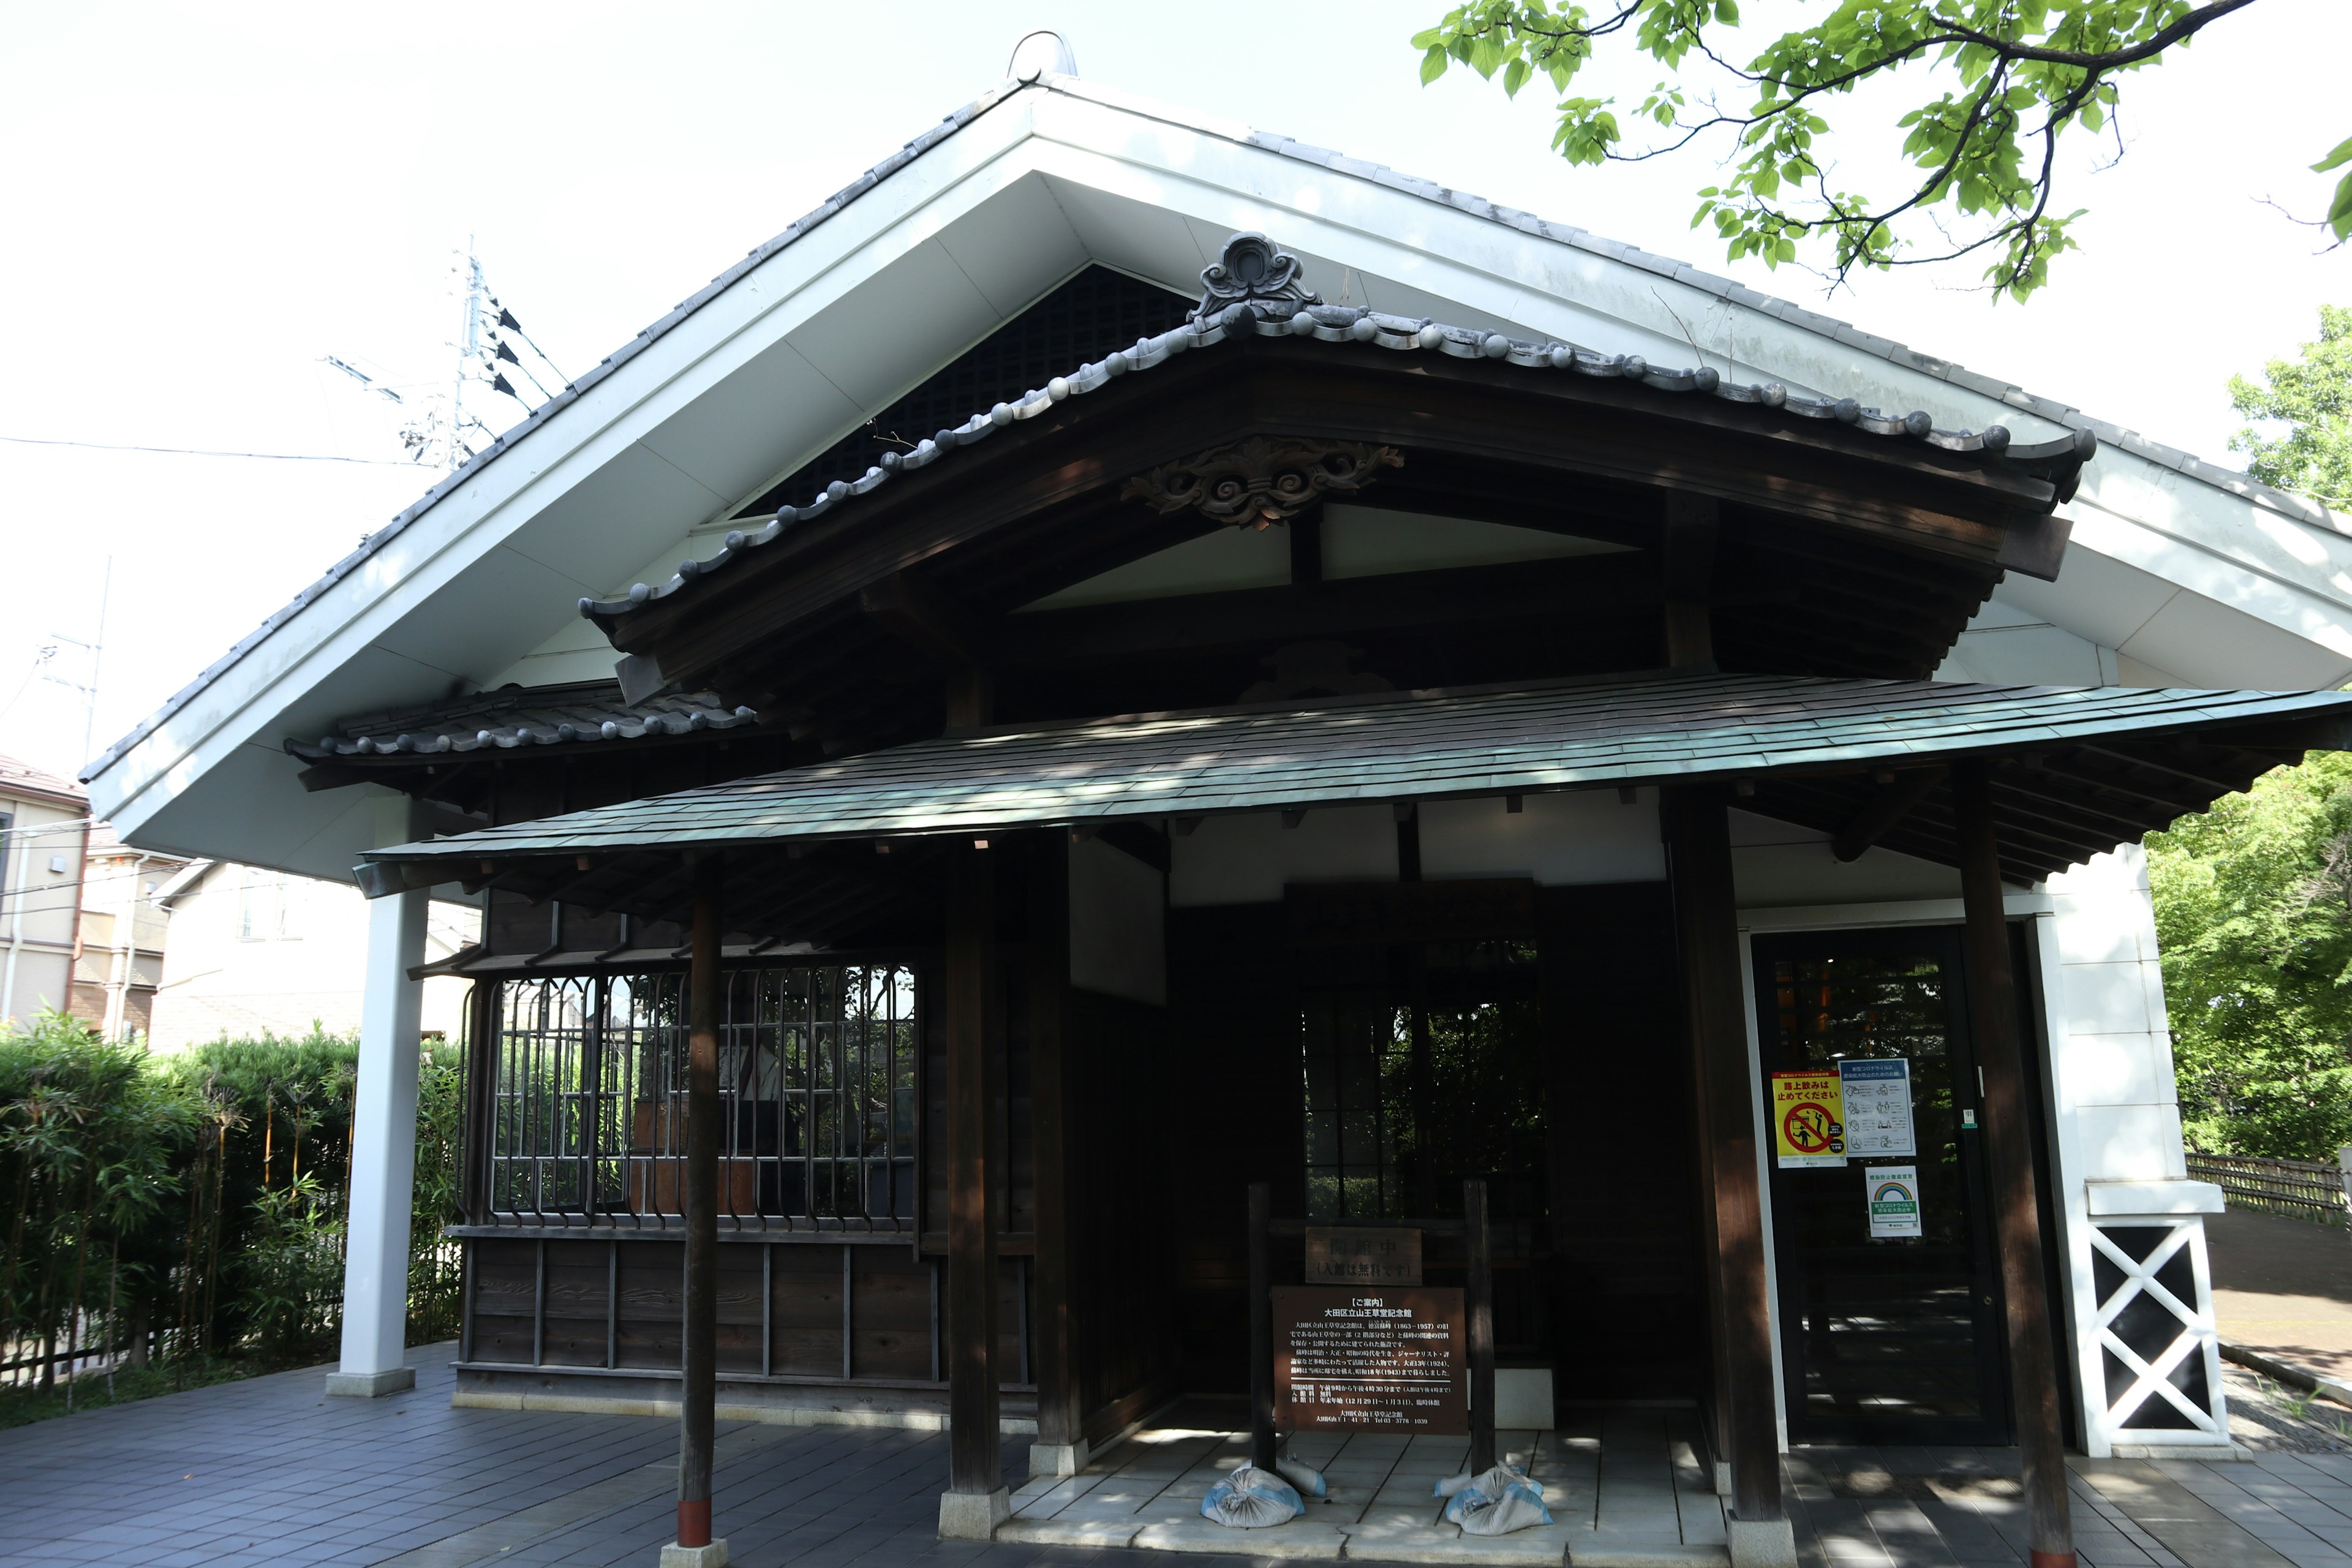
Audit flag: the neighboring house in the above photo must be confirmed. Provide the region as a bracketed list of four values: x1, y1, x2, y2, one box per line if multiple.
[0, 753, 89, 1030]
[146, 861, 476, 1050]
[69, 822, 190, 1040]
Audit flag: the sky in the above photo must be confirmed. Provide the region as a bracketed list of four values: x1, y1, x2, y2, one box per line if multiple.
[0, 1, 2345, 785]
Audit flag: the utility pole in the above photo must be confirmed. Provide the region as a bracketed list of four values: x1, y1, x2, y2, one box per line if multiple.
[453, 240, 487, 476]
[45, 555, 111, 767]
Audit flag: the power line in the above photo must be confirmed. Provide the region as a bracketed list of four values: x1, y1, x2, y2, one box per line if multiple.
[0, 434, 412, 465]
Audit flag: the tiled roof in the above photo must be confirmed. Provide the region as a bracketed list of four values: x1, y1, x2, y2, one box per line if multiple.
[356, 673, 2352, 875]
[88, 70, 2343, 786]
[582, 235, 2092, 625]
[285, 682, 756, 761]
[0, 753, 89, 808]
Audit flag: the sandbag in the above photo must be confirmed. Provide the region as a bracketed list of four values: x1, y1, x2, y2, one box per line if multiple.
[1435, 1464, 1553, 1536]
[1275, 1456, 1328, 1499]
[1201, 1464, 1306, 1528]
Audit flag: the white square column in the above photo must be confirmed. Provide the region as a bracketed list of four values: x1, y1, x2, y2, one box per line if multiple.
[328, 796, 432, 1397]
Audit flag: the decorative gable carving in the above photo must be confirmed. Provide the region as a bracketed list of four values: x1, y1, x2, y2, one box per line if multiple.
[1120, 436, 1403, 530]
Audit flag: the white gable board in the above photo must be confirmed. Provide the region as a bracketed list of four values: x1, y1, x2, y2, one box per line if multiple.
[85, 72, 2352, 883]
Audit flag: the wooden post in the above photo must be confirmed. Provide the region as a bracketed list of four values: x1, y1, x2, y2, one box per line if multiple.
[1028, 832, 1087, 1477]
[673, 859, 723, 1559]
[1466, 1179, 1496, 1474]
[940, 840, 1006, 1538]
[1954, 761, 2075, 1568]
[1660, 785, 1789, 1559]
[1662, 492, 1719, 668]
[461, 976, 498, 1225]
[1249, 1181, 1276, 1470]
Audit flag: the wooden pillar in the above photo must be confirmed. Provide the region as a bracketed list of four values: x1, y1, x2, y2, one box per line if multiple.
[940, 841, 1007, 1537]
[1955, 762, 2075, 1568]
[1466, 1180, 1496, 1474]
[1248, 1182, 1275, 1470]
[1662, 492, 1719, 668]
[1027, 832, 1087, 1477]
[1660, 785, 1790, 1564]
[673, 859, 723, 1560]
[461, 976, 498, 1225]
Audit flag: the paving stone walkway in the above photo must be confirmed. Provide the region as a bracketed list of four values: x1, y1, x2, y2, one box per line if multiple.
[4, 1345, 2352, 1568]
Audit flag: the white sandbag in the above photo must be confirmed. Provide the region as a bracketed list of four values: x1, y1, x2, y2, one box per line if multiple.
[1436, 1464, 1554, 1536]
[1201, 1464, 1305, 1528]
[1276, 1456, 1328, 1499]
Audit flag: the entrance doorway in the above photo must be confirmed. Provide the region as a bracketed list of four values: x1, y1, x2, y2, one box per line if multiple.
[1297, 934, 1551, 1356]
[1751, 926, 2013, 1444]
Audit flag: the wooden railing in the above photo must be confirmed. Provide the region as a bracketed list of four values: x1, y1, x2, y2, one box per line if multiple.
[2187, 1150, 2351, 1226]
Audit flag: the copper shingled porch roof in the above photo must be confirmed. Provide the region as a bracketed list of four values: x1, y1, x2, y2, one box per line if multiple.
[356, 673, 2352, 900]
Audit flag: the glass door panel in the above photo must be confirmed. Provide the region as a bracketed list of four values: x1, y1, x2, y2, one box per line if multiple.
[1752, 927, 2010, 1445]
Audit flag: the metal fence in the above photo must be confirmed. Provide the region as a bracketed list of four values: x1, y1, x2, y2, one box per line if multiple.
[2187, 1150, 2351, 1226]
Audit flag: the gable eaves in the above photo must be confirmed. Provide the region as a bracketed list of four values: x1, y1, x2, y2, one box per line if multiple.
[84, 68, 2345, 794]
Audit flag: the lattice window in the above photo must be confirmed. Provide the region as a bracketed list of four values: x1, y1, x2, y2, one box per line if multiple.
[485, 963, 918, 1228]
[2092, 1221, 2226, 1437]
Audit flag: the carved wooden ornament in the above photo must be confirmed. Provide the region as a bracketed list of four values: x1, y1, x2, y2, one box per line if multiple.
[1121, 437, 1403, 530]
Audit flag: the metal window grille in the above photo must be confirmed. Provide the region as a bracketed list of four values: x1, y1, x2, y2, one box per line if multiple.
[485, 963, 918, 1229]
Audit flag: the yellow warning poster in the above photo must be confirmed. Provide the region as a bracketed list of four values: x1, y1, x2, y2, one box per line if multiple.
[1771, 1070, 1846, 1168]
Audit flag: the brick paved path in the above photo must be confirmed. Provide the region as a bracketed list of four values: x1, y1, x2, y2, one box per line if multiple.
[4, 1344, 2352, 1568]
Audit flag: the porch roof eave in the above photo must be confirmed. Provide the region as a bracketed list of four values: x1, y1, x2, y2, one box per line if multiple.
[352, 671, 2352, 908]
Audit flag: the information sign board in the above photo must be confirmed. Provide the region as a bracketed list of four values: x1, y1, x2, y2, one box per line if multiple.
[1838, 1059, 1916, 1158]
[1303, 1227, 1422, 1286]
[1865, 1164, 1924, 1239]
[1771, 1069, 1846, 1167]
[1272, 1286, 1466, 1433]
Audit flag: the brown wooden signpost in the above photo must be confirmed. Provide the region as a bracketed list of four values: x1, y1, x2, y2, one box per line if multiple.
[1250, 1181, 1492, 1466]
[1272, 1286, 1466, 1433]
[1303, 1227, 1422, 1286]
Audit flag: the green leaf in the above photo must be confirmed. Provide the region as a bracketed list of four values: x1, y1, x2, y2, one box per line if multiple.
[1420, 46, 1450, 85]
[2315, 134, 2352, 174]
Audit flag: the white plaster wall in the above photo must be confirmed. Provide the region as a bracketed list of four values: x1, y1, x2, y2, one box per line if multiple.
[1419, 788, 1662, 884]
[1728, 809, 1961, 908]
[1169, 805, 1396, 906]
[2044, 846, 2184, 1182]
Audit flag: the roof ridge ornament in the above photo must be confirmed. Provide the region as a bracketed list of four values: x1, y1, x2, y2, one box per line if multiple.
[1193, 233, 1321, 322]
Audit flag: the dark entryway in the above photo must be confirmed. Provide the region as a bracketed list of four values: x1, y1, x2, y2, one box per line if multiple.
[1752, 925, 2013, 1445]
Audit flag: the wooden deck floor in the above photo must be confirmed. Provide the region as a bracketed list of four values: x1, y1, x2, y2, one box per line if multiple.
[4, 1346, 2350, 1568]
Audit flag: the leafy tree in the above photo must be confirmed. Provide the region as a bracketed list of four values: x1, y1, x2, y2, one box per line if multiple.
[2146, 752, 2352, 1158]
[2230, 305, 2352, 509]
[1411, 1, 2343, 302]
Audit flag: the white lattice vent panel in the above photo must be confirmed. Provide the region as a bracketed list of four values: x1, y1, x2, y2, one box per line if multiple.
[2092, 1221, 2227, 1441]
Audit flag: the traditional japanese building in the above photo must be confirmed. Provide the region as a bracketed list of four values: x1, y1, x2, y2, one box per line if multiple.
[83, 40, 2352, 1568]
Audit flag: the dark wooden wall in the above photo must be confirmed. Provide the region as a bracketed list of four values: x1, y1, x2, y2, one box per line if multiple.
[1537, 882, 1707, 1402]
[1166, 903, 1301, 1396]
[1065, 987, 1181, 1438]
[465, 1234, 1026, 1387]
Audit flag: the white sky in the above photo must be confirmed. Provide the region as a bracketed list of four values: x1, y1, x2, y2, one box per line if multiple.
[1, 1, 2344, 784]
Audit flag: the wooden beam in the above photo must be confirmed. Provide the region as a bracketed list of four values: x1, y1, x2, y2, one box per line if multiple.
[673, 859, 723, 1556]
[940, 841, 1006, 1536]
[861, 571, 984, 669]
[1660, 785, 1785, 1539]
[992, 551, 1709, 668]
[1954, 762, 2075, 1568]
[1832, 767, 1946, 861]
[1026, 832, 1085, 1477]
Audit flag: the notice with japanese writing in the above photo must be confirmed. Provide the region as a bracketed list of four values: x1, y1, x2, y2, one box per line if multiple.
[1272, 1287, 1466, 1433]
[1304, 1227, 1422, 1286]
[1771, 1069, 1846, 1167]
[1865, 1164, 1924, 1239]
[1838, 1058, 1916, 1158]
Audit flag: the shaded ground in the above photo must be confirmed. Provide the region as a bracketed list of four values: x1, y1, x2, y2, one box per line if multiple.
[6, 1346, 2352, 1568]
[2207, 1212, 2352, 1383]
